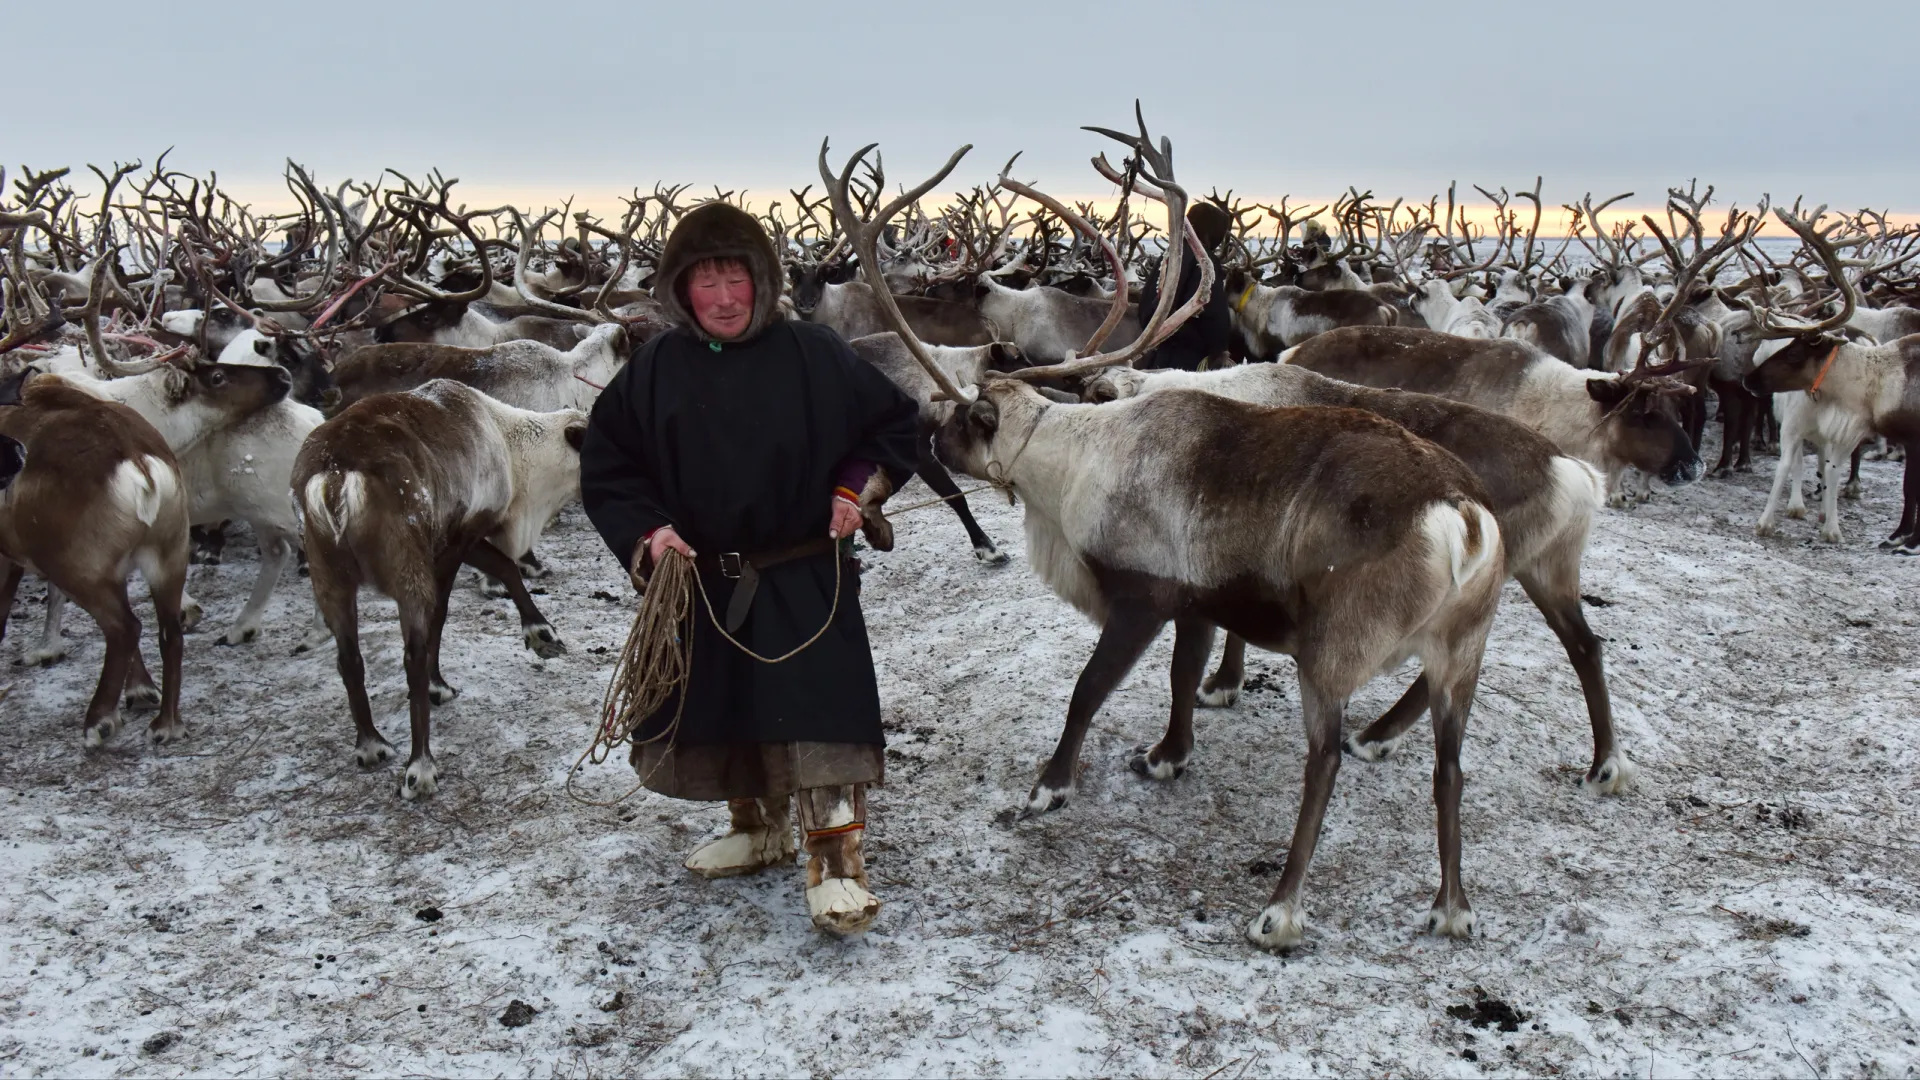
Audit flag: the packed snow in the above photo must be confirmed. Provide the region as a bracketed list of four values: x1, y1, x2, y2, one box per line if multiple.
[2, 430, 1917, 1078]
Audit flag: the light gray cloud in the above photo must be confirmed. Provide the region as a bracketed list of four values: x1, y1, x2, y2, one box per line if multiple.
[13, 0, 1917, 211]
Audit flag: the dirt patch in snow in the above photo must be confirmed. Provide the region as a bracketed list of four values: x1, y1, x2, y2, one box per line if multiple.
[1, 434, 1916, 1077]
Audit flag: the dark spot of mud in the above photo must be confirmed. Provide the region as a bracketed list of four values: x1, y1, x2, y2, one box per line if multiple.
[499, 999, 538, 1028]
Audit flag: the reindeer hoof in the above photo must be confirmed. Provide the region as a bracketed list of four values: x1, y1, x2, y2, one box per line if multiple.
[479, 575, 510, 599]
[354, 737, 395, 767]
[22, 643, 67, 667]
[180, 599, 204, 633]
[148, 716, 187, 745]
[1785, 506, 1808, 521]
[1819, 526, 1844, 544]
[83, 715, 121, 748]
[428, 679, 459, 706]
[1128, 745, 1186, 781]
[1842, 482, 1863, 501]
[1343, 732, 1403, 762]
[1582, 753, 1637, 795]
[1426, 904, 1476, 939]
[1754, 519, 1778, 538]
[974, 544, 1010, 566]
[1017, 782, 1071, 819]
[524, 623, 567, 658]
[1196, 682, 1240, 708]
[219, 623, 261, 647]
[124, 683, 161, 710]
[400, 757, 438, 800]
[1247, 902, 1307, 951]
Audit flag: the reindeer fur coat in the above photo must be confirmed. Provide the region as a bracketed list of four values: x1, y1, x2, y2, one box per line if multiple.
[579, 204, 919, 793]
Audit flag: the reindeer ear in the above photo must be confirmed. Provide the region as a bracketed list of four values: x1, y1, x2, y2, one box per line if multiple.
[564, 423, 588, 452]
[0, 367, 29, 406]
[1586, 379, 1628, 407]
[967, 397, 999, 435]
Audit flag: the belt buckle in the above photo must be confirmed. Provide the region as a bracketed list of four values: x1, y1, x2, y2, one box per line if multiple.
[717, 552, 744, 579]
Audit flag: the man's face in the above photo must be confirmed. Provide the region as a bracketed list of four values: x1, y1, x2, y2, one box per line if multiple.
[687, 261, 755, 341]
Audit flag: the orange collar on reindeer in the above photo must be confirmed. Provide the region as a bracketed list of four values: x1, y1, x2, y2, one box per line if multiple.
[1808, 343, 1841, 398]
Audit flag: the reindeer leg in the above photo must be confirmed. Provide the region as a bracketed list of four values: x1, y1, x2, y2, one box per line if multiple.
[60, 578, 141, 747]
[312, 561, 389, 767]
[1843, 440, 1866, 501]
[1198, 632, 1246, 707]
[1758, 425, 1802, 535]
[396, 589, 438, 801]
[1891, 450, 1920, 555]
[1023, 604, 1165, 817]
[424, 555, 460, 706]
[0, 562, 23, 648]
[1518, 570, 1630, 793]
[219, 529, 293, 646]
[1131, 615, 1213, 781]
[146, 561, 188, 745]
[462, 541, 565, 658]
[1819, 452, 1846, 544]
[1247, 679, 1344, 952]
[1344, 674, 1428, 762]
[24, 583, 68, 666]
[919, 442, 1005, 565]
[1425, 661, 1480, 939]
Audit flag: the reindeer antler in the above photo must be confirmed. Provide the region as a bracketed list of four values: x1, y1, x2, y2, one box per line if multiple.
[819, 139, 974, 402]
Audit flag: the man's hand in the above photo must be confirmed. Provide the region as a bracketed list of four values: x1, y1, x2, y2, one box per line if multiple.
[829, 495, 862, 539]
[639, 526, 695, 573]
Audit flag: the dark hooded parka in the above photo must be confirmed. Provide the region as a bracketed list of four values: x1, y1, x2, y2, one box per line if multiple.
[579, 203, 920, 800]
[1138, 202, 1233, 371]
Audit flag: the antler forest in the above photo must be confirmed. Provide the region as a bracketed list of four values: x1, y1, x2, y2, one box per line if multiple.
[3, 107, 1916, 1077]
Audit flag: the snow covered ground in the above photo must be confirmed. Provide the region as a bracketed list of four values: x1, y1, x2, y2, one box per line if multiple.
[2, 433, 1917, 1078]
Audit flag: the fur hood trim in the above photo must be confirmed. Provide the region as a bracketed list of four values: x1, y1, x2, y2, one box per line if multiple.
[653, 202, 785, 341]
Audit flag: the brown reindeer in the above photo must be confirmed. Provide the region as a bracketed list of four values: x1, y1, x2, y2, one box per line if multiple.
[294, 380, 586, 798]
[1283, 326, 1702, 507]
[1083, 360, 1624, 792]
[841, 114, 1506, 950]
[0, 371, 190, 747]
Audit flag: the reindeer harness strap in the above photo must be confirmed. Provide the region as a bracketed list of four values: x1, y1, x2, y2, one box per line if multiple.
[1234, 281, 1258, 314]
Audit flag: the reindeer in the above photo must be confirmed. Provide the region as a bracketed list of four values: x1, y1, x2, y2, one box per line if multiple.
[331, 323, 627, 412]
[1283, 326, 1702, 507]
[0, 370, 190, 747]
[801, 279, 1000, 347]
[838, 116, 1506, 951]
[295, 380, 585, 798]
[1221, 268, 1398, 360]
[35, 344, 304, 648]
[847, 333, 1024, 564]
[1081, 361, 1624, 791]
[1746, 206, 1920, 550]
[1408, 278, 1501, 339]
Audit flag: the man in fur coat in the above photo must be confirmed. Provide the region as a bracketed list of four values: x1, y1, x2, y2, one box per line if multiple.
[580, 202, 919, 936]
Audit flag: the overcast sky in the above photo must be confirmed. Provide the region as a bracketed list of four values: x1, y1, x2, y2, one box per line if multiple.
[12, 0, 1917, 220]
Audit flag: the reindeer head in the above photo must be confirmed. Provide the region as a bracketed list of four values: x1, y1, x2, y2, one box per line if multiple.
[1080, 367, 1150, 404]
[1586, 377, 1702, 485]
[786, 258, 851, 315]
[1740, 204, 1862, 396]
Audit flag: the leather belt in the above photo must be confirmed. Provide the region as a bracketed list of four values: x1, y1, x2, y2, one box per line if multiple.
[699, 537, 841, 632]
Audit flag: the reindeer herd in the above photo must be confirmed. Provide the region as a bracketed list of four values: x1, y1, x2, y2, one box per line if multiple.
[2, 110, 1916, 950]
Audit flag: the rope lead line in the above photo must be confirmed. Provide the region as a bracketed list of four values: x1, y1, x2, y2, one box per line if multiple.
[565, 547, 842, 806]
